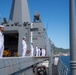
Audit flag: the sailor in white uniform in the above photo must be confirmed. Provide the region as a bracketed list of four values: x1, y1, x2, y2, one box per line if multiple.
[30, 43, 34, 56]
[54, 57, 59, 65]
[38, 47, 40, 56]
[36, 45, 38, 56]
[0, 25, 4, 57]
[42, 48, 46, 56]
[36, 45, 40, 56]
[22, 37, 27, 57]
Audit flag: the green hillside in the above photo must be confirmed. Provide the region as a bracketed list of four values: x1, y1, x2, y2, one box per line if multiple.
[53, 46, 70, 54]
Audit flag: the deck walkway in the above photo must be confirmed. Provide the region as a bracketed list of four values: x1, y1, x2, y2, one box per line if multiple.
[52, 64, 58, 75]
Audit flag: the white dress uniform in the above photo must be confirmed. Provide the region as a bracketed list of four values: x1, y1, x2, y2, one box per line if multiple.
[30, 44, 34, 56]
[36, 46, 38, 56]
[0, 31, 4, 57]
[54, 57, 59, 65]
[22, 40, 27, 57]
[38, 48, 40, 56]
[42, 48, 46, 56]
[36, 46, 40, 56]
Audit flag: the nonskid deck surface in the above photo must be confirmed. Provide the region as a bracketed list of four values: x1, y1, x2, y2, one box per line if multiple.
[52, 64, 58, 75]
[0, 57, 49, 75]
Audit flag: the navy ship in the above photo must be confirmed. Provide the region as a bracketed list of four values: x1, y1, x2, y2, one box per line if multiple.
[0, 0, 68, 75]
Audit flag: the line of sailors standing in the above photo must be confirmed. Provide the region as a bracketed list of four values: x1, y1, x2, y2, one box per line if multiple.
[22, 37, 46, 57]
[0, 24, 46, 57]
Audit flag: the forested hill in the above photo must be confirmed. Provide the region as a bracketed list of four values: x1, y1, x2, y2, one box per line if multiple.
[53, 46, 70, 53]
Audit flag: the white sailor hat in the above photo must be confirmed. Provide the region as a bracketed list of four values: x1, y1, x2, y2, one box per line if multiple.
[0, 25, 4, 28]
[23, 36, 26, 39]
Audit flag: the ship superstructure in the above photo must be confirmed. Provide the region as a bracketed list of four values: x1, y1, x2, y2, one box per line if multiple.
[4, 0, 31, 56]
[0, 0, 68, 75]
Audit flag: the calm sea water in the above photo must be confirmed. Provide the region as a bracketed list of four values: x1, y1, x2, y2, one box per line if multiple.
[59, 56, 70, 75]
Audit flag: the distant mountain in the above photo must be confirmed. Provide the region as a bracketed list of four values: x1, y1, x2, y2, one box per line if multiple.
[53, 46, 70, 54]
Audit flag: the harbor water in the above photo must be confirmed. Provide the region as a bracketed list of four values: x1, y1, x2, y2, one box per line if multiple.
[60, 56, 70, 75]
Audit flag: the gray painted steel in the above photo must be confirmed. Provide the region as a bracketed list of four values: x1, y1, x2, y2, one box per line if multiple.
[4, 0, 31, 56]
[32, 19, 52, 75]
[4, 0, 52, 57]
[32, 22, 46, 48]
[49, 57, 52, 75]
[0, 57, 47, 75]
[4, 24, 31, 56]
[1, 0, 68, 75]
[9, 0, 31, 24]
[9, 0, 31, 56]
[70, 0, 76, 75]
[32, 20, 52, 56]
